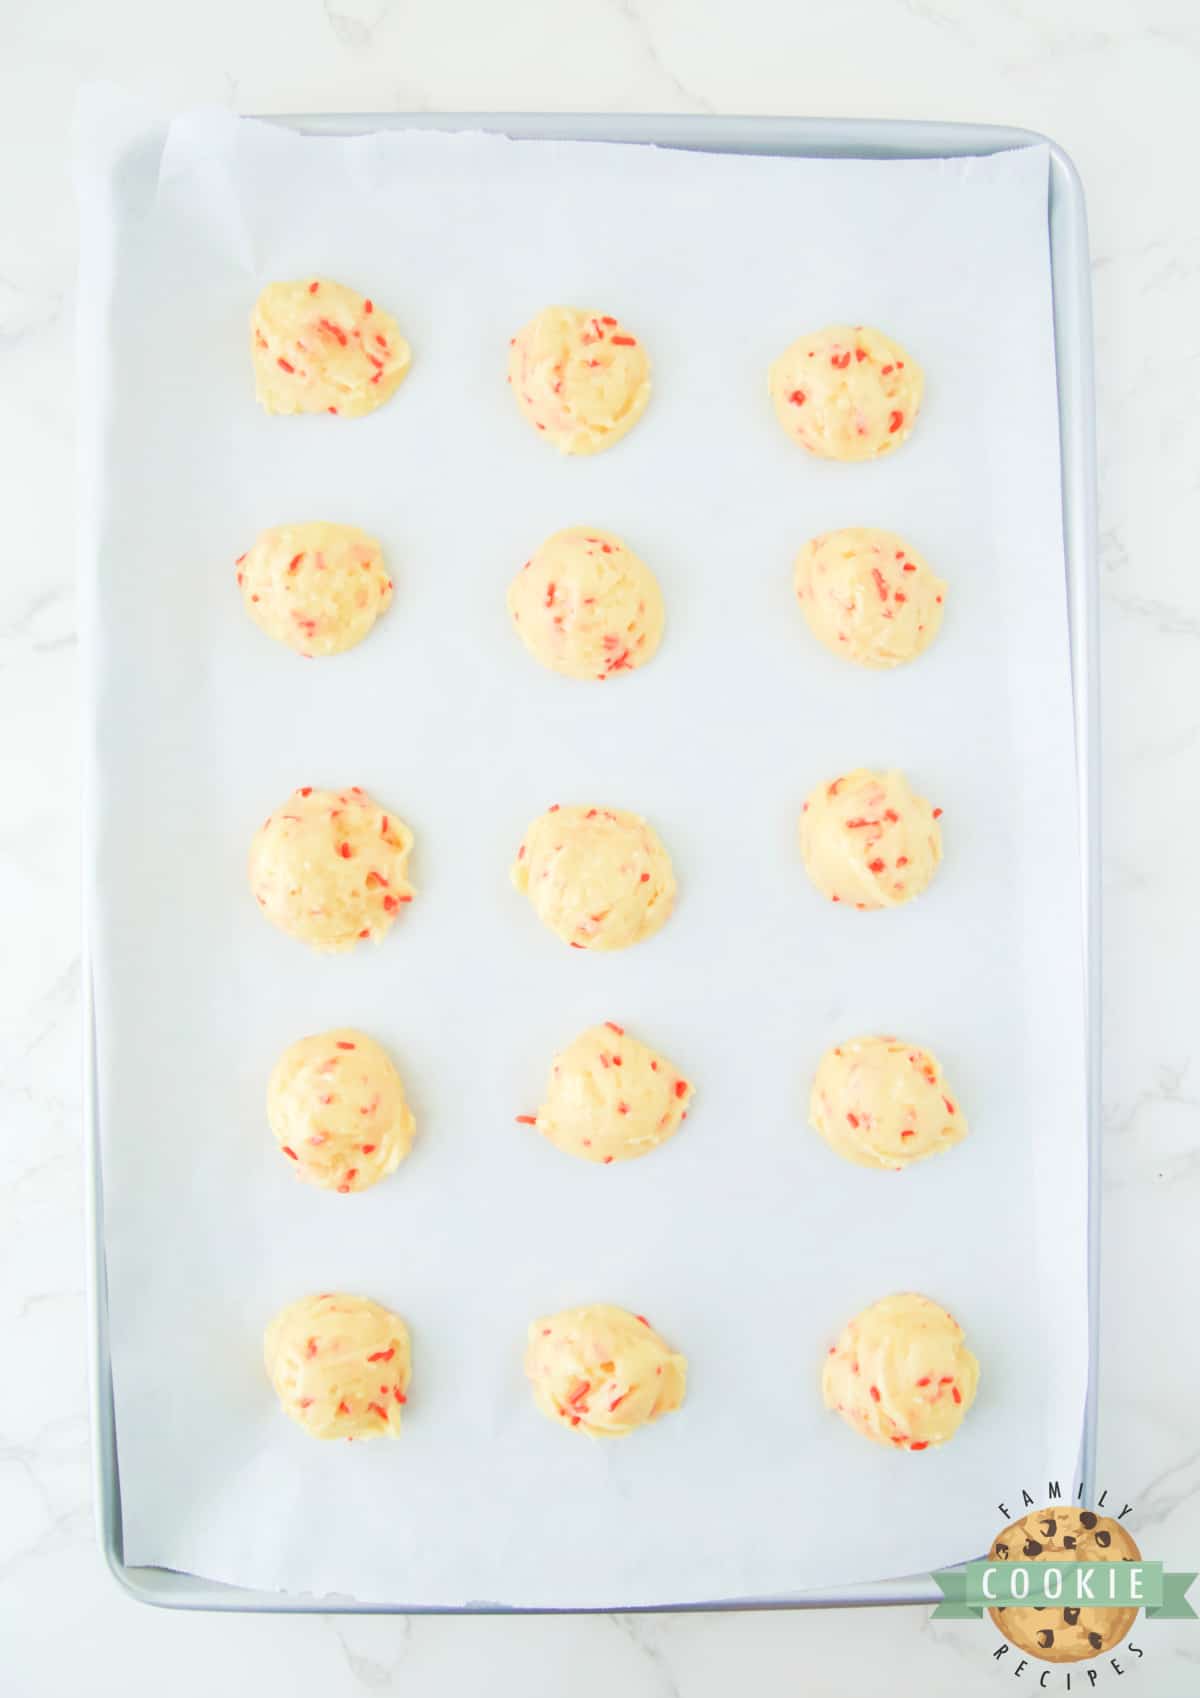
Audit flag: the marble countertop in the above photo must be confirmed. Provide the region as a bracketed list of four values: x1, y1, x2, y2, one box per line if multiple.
[4, 0, 1198, 1691]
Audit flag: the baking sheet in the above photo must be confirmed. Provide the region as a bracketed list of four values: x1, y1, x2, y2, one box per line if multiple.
[81, 100, 1088, 1608]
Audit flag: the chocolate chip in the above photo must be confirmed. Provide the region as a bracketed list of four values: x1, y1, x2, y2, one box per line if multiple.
[1080, 1511, 1098, 1529]
[1040, 1518, 1057, 1538]
[1088, 1631, 1103, 1650]
[1096, 1529, 1111, 1548]
[994, 1541, 1009, 1559]
[1023, 1539, 1043, 1557]
[1037, 1630, 1055, 1649]
[1063, 1535, 1076, 1549]
[1064, 1607, 1080, 1625]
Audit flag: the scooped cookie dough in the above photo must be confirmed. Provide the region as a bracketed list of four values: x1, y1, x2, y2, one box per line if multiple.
[800, 769, 942, 909]
[236, 522, 392, 657]
[989, 1509, 1141, 1663]
[525, 1304, 687, 1437]
[251, 278, 411, 418]
[264, 1291, 411, 1440]
[507, 527, 664, 681]
[822, 1292, 979, 1451]
[794, 527, 945, 668]
[507, 306, 651, 455]
[512, 804, 676, 951]
[769, 324, 923, 460]
[519, 1022, 693, 1164]
[249, 786, 414, 952]
[810, 1036, 965, 1170]
[268, 1028, 415, 1193]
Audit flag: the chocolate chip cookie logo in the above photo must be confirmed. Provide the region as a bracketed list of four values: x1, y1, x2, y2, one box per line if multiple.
[933, 1491, 1197, 1685]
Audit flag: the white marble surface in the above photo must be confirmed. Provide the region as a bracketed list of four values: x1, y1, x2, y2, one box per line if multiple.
[3, 0, 1198, 1690]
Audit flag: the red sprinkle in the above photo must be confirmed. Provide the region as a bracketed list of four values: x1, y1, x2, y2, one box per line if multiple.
[515, 1115, 537, 1126]
[788, 389, 806, 406]
[868, 858, 885, 873]
[367, 1347, 395, 1363]
[932, 807, 943, 819]
[916, 1376, 931, 1387]
[605, 1021, 624, 1035]
[363, 300, 373, 314]
[367, 1402, 388, 1420]
[281, 1146, 298, 1160]
[394, 1387, 407, 1405]
[674, 1080, 688, 1099]
[952, 1386, 963, 1404]
[831, 351, 851, 369]
[869, 1385, 881, 1402]
[277, 358, 295, 373]
[336, 1041, 356, 1051]
[846, 1113, 859, 1128]
[308, 281, 319, 294]
[871, 566, 888, 601]
[336, 1400, 350, 1415]
[639, 872, 650, 883]
[611, 335, 637, 346]
[636, 1315, 650, 1327]
[288, 553, 304, 573]
[888, 410, 904, 433]
[361, 1144, 376, 1155]
[338, 841, 353, 858]
[910, 1441, 929, 1451]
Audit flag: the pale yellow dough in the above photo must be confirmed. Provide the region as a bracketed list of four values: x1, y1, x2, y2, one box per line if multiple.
[268, 1028, 415, 1193]
[794, 527, 945, 669]
[237, 522, 392, 657]
[799, 769, 942, 909]
[265, 1292, 411, 1440]
[251, 278, 411, 418]
[525, 1304, 686, 1438]
[809, 1036, 966, 1170]
[249, 786, 414, 952]
[507, 306, 651, 455]
[507, 527, 664, 681]
[512, 804, 675, 951]
[522, 1022, 693, 1164]
[769, 324, 923, 461]
[822, 1292, 979, 1451]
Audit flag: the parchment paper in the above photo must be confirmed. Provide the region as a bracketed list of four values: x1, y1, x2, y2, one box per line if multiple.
[79, 93, 1088, 1607]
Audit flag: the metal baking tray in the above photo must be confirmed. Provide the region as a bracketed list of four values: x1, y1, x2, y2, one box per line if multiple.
[84, 112, 1099, 1613]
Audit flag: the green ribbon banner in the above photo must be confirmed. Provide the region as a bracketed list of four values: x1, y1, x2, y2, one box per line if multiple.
[931, 1561, 1198, 1620]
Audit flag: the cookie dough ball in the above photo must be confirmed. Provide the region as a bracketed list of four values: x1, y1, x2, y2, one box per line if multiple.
[794, 527, 945, 669]
[249, 786, 414, 952]
[507, 527, 664, 681]
[800, 769, 942, 909]
[769, 324, 923, 461]
[251, 278, 411, 418]
[512, 804, 675, 951]
[989, 1509, 1141, 1662]
[525, 1304, 686, 1438]
[810, 1036, 965, 1170]
[507, 306, 651, 455]
[268, 1029, 415, 1193]
[822, 1293, 979, 1451]
[236, 522, 393, 657]
[264, 1291, 411, 1440]
[520, 1022, 693, 1164]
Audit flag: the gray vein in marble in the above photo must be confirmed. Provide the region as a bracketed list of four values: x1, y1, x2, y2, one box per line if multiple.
[1103, 588, 1200, 641]
[323, 0, 394, 53]
[607, 1613, 683, 1698]
[605, 0, 716, 113]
